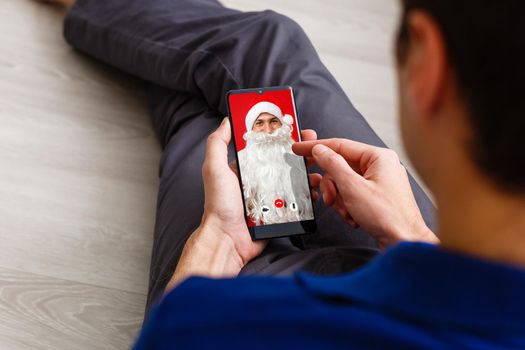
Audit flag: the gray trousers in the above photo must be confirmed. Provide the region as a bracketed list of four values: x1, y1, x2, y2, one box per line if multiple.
[63, 0, 436, 313]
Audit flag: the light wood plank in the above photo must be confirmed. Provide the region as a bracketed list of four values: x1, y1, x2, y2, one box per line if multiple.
[0, 266, 144, 350]
[0, 0, 160, 294]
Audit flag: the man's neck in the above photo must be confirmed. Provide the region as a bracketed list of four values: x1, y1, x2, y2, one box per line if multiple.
[436, 170, 525, 268]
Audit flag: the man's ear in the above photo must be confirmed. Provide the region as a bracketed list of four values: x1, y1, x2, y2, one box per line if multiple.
[404, 10, 448, 118]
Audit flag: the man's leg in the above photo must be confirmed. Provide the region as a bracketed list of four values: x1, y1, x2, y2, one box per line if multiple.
[63, 0, 436, 238]
[63, 0, 436, 309]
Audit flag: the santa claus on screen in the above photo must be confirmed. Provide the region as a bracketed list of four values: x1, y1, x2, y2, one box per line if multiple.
[237, 101, 314, 226]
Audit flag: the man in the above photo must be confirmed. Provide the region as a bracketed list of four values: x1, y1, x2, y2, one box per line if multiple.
[237, 102, 314, 225]
[46, 0, 523, 348]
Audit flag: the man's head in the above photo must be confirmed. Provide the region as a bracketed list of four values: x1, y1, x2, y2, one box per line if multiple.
[396, 0, 525, 194]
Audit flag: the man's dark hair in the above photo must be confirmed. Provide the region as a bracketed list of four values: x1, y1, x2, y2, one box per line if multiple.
[396, 0, 525, 193]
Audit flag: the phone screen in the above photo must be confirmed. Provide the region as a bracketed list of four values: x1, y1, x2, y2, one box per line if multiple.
[227, 86, 316, 239]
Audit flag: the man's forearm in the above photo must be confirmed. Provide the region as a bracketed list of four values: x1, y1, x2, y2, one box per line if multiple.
[164, 222, 244, 293]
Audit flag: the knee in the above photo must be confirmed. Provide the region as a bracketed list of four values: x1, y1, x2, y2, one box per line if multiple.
[255, 10, 309, 42]
[259, 10, 300, 29]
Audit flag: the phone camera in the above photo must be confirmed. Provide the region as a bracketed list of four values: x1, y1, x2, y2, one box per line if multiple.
[258, 90, 263, 95]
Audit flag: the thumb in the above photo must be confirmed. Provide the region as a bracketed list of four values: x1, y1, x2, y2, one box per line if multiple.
[204, 117, 231, 171]
[312, 144, 361, 186]
[217, 117, 232, 143]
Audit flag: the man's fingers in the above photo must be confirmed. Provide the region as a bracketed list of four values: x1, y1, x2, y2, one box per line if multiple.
[298, 129, 318, 166]
[301, 129, 318, 142]
[293, 138, 370, 160]
[308, 173, 322, 189]
[304, 155, 316, 167]
[312, 144, 361, 184]
[333, 196, 359, 229]
[204, 118, 231, 171]
[319, 175, 337, 206]
[293, 138, 377, 165]
[309, 173, 322, 202]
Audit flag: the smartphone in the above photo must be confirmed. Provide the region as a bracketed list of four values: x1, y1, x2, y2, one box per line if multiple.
[226, 86, 317, 240]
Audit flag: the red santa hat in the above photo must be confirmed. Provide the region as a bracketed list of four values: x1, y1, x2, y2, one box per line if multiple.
[245, 101, 294, 131]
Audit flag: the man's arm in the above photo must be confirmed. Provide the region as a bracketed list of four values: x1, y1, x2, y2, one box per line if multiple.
[164, 219, 244, 292]
[164, 118, 266, 293]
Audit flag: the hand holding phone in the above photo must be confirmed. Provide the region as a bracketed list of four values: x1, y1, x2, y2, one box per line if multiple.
[226, 86, 317, 240]
[166, 118, 267, 289]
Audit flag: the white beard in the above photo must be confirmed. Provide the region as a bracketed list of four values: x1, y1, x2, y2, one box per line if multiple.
[238, 123, 314, 225]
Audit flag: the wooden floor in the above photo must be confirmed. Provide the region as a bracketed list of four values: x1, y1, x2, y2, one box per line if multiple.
[0, 0, 405, 349]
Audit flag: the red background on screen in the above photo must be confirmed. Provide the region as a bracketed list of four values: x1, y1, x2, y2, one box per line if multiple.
[228, 89, 300, 151]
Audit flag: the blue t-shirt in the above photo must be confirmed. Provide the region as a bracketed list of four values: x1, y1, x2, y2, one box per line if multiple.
[133, 243, 525, 349]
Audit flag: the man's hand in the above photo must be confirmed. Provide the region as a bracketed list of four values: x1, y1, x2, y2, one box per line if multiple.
[201, 117, 266, 262]
[293, 138, 438, 249]
[166, 118, 266, 292]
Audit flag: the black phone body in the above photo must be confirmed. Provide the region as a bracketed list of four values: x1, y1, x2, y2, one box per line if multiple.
[226, 86, 317, 240]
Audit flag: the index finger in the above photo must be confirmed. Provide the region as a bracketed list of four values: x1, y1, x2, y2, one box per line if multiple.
[292, 138, 377, 164]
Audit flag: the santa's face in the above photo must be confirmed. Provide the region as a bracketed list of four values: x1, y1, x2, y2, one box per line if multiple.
[251, 113, 283, 134]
